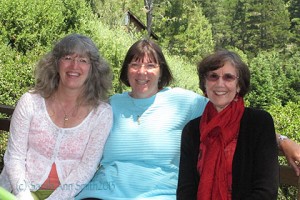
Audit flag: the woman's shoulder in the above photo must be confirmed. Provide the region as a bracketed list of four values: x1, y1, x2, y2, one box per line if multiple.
[244, 107, 273, 120]
[242, 108, 274, 131]
[161, 87, 207, 101]
[17, 92, 43, 106]
[94, 101, 112, 114]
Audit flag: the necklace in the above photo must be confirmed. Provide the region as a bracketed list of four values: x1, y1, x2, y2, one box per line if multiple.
[56, 96, 79, 127]
[137, 115, 141, 125]
[130, 93, 154, 125]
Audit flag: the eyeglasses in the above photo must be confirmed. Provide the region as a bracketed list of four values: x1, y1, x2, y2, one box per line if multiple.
[60, 56, 90, 66]
[206, 73, 239, 82]
[129, 62, 159, 70]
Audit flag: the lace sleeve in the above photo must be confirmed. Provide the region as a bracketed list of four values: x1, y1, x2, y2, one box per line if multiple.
[46, 105, 113, 200]
[4, 93, 35, 199]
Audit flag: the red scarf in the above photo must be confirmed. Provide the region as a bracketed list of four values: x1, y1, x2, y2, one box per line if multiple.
[197, 96, 245, 200]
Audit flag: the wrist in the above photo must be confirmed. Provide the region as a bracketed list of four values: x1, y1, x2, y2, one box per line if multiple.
[278, 134, 289, 150]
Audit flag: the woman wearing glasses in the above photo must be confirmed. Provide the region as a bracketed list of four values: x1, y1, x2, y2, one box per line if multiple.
[76, 39, 207, 200]
[0, 34, 113, 200]
[177, 50, 278, 199]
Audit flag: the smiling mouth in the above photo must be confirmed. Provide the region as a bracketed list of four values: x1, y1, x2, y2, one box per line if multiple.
[67, 72, 80, 77]
[136, 79, 149, 85]
[214, 91, 227, 95]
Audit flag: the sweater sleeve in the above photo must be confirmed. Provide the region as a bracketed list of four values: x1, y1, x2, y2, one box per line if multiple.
[4, 93, 35, 200]
[177, 118, 200, 200]
[234, 109, 279, 200]
[46, 105, 113, 200]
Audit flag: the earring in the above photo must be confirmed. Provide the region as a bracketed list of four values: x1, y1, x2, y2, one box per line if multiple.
[234, 91, 240, 101]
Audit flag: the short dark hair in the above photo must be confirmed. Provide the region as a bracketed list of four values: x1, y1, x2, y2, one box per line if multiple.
[197, 49, 250, 97]
[33, 33, 112, 106]
[119, 39, 173, 89]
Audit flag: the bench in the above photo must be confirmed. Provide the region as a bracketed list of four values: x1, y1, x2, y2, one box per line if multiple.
[0, 104, 14, 132]
[0, 104, 299, 198]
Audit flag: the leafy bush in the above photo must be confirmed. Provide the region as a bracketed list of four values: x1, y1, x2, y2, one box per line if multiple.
[268, 102, 300, 142]
[0, 0, 66, 53]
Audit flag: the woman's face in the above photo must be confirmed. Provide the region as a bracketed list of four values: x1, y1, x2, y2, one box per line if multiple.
[58, 53, 91, 91]
[205, 62, 240, 112]
[127, 54, 161, 98]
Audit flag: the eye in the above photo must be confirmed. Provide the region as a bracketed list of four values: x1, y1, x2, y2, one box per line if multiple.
[223, 74, 238, 82]
[129, 63, 140, 69]
[78, 58, 89, 64]
[146, 63, 157, 69]
[63, 56, 72, 61]
[207, 73, 219, 81]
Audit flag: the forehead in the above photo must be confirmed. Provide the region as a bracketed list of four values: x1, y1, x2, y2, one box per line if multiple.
[132, 53, 157, 63]
[211, 61, 237, 73]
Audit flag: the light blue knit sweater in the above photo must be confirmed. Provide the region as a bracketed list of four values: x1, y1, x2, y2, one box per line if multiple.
[76, 87, 208, 200]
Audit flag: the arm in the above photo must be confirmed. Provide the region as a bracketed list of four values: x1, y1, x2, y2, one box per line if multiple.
[177, 119, 199, 200]
[4, 94, 34, 200]
[242, 110, 279, 200]
[47, 106, 113, 200]
[277, 133, 300, 176]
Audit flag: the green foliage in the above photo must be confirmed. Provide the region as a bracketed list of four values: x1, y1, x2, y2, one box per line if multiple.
[0, 0, 66, 53]
[288, 0, 300, 46]
[167, 55, 202, 94]
[283, 51, 300, 102]
[0, 131, 9, 171]
[268, 102, 300, 141]
[246, 51, 294, 109]
[151, 0, 214, 61]
[172, 4, 214, 62]
[0, 45, 39, 106]
[200, 0, 238, 48]
[231, 0, 290, 52]
[85, 20, 139, 94]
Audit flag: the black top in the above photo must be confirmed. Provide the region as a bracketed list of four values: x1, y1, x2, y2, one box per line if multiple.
[177, 108, 279, 200]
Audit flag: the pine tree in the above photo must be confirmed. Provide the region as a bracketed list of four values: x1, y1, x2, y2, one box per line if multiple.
[232, 0, 291, 53]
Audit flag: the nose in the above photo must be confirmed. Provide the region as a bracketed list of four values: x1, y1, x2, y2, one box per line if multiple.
[69, 58, 80, 68]
[137, 64, 147, 74]
[215, 76, 226, 85]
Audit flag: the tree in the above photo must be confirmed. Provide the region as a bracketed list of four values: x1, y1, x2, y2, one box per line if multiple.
[152, 0, 214, 61]
[288, 0, 300, 46]
[246, 51, 290, 109]
[232, 0, 291, 53]
[198, 0, 238, 48]
[144, 0, 154, 38]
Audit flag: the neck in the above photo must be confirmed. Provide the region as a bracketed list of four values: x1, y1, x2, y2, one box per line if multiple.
[55, 85, 82, 105]
[130, 89, 160, 99]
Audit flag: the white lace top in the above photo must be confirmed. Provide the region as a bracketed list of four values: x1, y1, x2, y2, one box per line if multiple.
[0, 92, 113, 200]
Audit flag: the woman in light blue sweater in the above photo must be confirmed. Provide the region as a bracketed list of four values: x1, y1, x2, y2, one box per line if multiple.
[76, 39, 207, 200]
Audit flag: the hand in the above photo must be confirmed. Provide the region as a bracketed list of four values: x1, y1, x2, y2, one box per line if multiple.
[279, 137, 300, 176]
